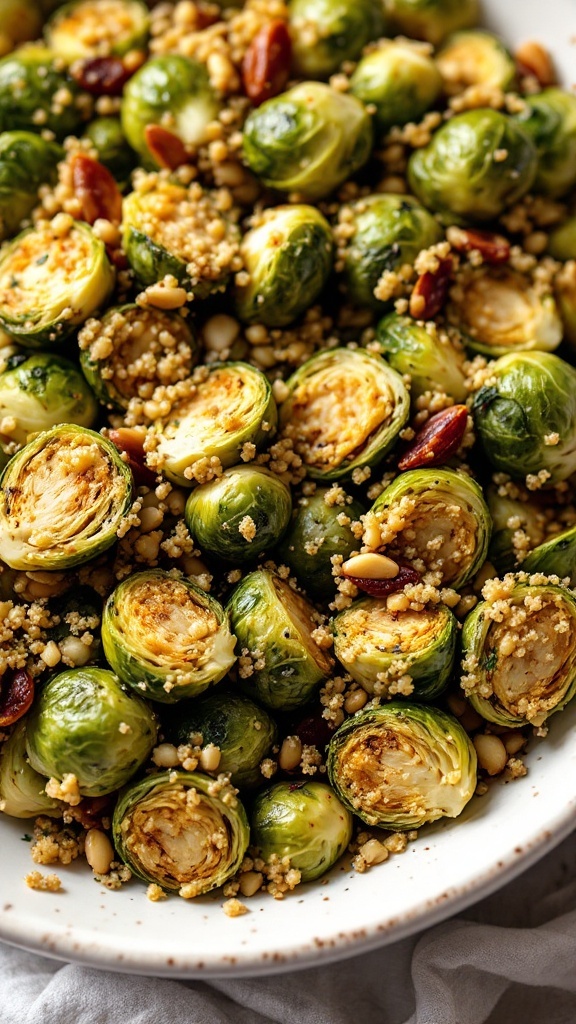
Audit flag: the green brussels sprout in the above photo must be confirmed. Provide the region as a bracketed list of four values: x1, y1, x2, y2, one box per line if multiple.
[0, 131, 63, 242]
[162, 691, 278, 789]
[0, 720, 62, 819]
[0, 220, 114, 348]
[234, 205, 333, 328]
[154, 362, 276, 487]
[251, 780, 353, 881]
[367, 468, 491, 590]
[339, 193, 443, 311]
[112, 770, 249, 895]
[0, 424, 133, 570]
[446, 266, 562, 357]
[0, 0, 43, 53]
[349, 40, 442, 138]
[461, 579, 576, 728]
[408, 109, 537, 225]
[102, 569, 237, 703]
[522, 524, 576, 587]
[554, 260, 576, 348]
[514, 89, 576, 199]
[289, 0, 385, 80]
[486, 484, 546, 574]
[547, 217, 576, 262]
[436, 30, 516, 94]
[45, 0, 149, 61]
[79, 304, 199, 411]
[227, 568, 333, 711]
[26, 666, 158, 796]
[276, 488, 365, 601]
[0, 353, 98, 447]
[121, 55, 219, 164]
[327, 702, 477, 828]
[383, 0, 479, 46]
[47, 585, 103, 666]
[185, 465, 292, 564]
[0, 48, 89, 138]
[472, 352, 576, 485]
[84, 117, 137, 185]
[333, 598, 457, 699]
[278, 348, 409, 481]
[374, 312, 467, 402]
[242, 81, 373, 201]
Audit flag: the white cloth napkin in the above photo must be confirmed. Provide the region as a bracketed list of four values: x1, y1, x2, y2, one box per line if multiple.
[1, 830, 575, 1024]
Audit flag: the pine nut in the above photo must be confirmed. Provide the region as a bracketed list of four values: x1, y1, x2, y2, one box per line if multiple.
[85, 829, 114, 875]
[344, 689, 368, 714]
[474, 734, 508, 776]
[199, 744, 221, 772]
[342, 552, 399, 580]
[59, 635, 93, 667]
[152, 743, 180, 768]
[278, 735, 302, 771]
[40, 641, 61, 668]
[503, 731, 526, 756]
[143, 283, 188, 309]
[386, 593, 410, 612]
[447, 693, 467, 718]
[139, 506, 164, 533]
[360, 839, 388, 865]
[239, 871, 264, 897]
[203, 314, 240, 352]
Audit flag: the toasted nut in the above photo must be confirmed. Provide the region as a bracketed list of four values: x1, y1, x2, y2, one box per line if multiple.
[278, 735, 303, 771]
[71, 56, 131, 95]
[474, 734, 508, 776]
[142, 282, 188, 309]
[502, 731, 526, 756]
[360, 839, 389, 866]
[239, 871, 264, 897]
[108, 427, 157, 487]
[242, 19, 292, 106]
[152, 743, 180, 768]
[347, 564, 422, 599]
[344, 688, 368, 714]
[446, 693, 467, 718]
[409, 256, 453, 320]
[199, 743, 221, 772]
[144, 124, 190, 171]
[85, 829, 114, 875]
[515, 40, 555, 86]
[398, 405, 468, 472]
[459, 705, 484, 733]
[342, 552, 399, 580]
[446, 226, 510, 265]
[0, 669, 34, 727]
[70, 153, 123, 226]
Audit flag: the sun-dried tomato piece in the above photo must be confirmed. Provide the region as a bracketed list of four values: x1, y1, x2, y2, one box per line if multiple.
[398, 405, 469, 471]
[346, 565, 422, 598]
[70, 153, 123, 225]
[0, 670, 34, 727]
[242, 19, 292, 106]
[409, 256, 453, 320]
[144, 124, 190, 171]
[108, 427, 157, 487]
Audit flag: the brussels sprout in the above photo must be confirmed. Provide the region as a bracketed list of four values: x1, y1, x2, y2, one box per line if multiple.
[486, 484, 546, 574]
[472, 352, 576, 485]
[0, 353, 98, 446]
[227, 568, 333, 711]
[242, 81, 373, 201]
[522, 524, 576, 587]
[289, 0, 384, 80]
[0, 131, 63, 242]
[0, 48, 89, 138]
[84, 117, 136, 185]
[333, 598, 457, 699]
[446, 267, 562, 357]
[374, 312, 467, 402]
[113, 770, 249, 895]
[546, 217, 576, 262]
[251, 780, 353, 881]
[436, 30, 516, 94]
[408, 109, 537, 225]
[162, 691, 278, 789]
[367, 468, 491, 589]
[45, 0, 149, 61]
[0, 220, 114, 348]
[79, 304, 199, 410]
[514, 89, 576, 199]
[276, 488, 365, 601]
[154, 362, 276, 487]
[554, 260, 576, 348]
[185, 465, 292, 564]
[279, 348, 409, 481]
[47, 585, 103, 666]
[327, 702, 477, 828]
[383, 0, 479, 46]
[0, 424, 133, 570]
[0, 0, 43, 55]
[461, 579, 576, 728]
[339, 194, 443, 311]
[234, 205, 333, 328]
[349, 40, 442, 138]
[121, 55, 219, 164]
[0, 721, 62, 819]
[102, 569, 237, 704]
[26, 667, 157, 796]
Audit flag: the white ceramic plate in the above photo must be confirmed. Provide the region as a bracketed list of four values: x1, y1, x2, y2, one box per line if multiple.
[2, 0, 576, 979]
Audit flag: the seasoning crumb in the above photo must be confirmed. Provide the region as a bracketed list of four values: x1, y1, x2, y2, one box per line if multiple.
[25, 871, 62, 892]
[222, 897, 248, 917]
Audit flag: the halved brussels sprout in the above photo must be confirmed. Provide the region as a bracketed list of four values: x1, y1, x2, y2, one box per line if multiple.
[408, 109, 537, 225]
[0, 352, 98, 447]
[436, 30, 516, 94]
[227, 568, 333, 711]
[447, 267, 562, 357]
[0, 0, 43, 56]
[185, 465, 292, 565]
[327, 702, 477, 828]
[45, 0, 149, 61]
[251, 780, 353, 882]
[26, 666, 158, 796]
[522, 525, 576, 588]
[515, 89, 576, 199]
[486, 484, 546, 574]
[349, 40, 442, 138]
[279, 348, 409, 481]
[102, 569, 236, 704]
[234, 205, 333, 328]
[472, 352, 576, 485]
[0, 131, 62, 242]
[84, 117, 137, 186]
[0, 219, 114, 348]
[79, 303, 199, 410]
[242, 81, 373, 201]
[0, 424, 133, 570]
[340, 193, 443, 311]
[367, 468, 491, 590]
[333, 598, 457, 699]
[383, 0, 479, 45]
[289, 0, 384, 80]
[0, 48, 89, 138]
[0, 720, 62, 819]
[461, 579, 576, 727]
[374, 312, 467, 402]
[113, 770, 249, 895]
[154, 362, 276, 487]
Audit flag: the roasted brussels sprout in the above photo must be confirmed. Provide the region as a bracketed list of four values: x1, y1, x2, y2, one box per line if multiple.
[84, 117, 137, 185]
[349, 40, 442, 137]
[279, 348, 409, 481]
[461, 579, 576, 727]
[234, 205, 333, 328]
[289, 0, 384, 80]
[515, 89, 576, 199]
[554, 260, 576, 348]
[374, 312, 467, 401]
[0, 131, 62, 242]
[486, 484, 546, 574]
[0, 720, 62, 819]
[522, 525, 576, 588]
[251, 781, 353, 881]
[242, 82, 373, 200]
[185, 465, 292, 564]
[472, 351, 576, 485]
[327, 702, 477, 828]
[0, 48, 89, 138]
[102, 569, 236, 703]
[436, 30, 516, 94]
[0, 0, 43, 55]
[113, 770, 249, 895]
[408, 109, 537, 224]
[26, 667, 157, 796]
[0, 352, 98, 446]
[383, 0, 479, 45]
[0, 424, 133, 570]
[45, 0, 149, 61]
[227, 569, 333, 711]
[548, 217, 576, 262]
[340, 193, 443, 311]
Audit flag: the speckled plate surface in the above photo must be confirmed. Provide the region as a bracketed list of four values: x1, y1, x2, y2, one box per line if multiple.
[1, 0, 576, 980]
